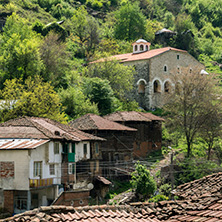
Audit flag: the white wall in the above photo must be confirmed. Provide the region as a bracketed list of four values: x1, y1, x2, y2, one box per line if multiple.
[75, 141, 90, 162]
[0, 149, 29, 190]
[29, 141, 62, 184]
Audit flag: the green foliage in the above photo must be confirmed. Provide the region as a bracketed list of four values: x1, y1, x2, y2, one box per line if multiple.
[0, 76, 67, 123]
[59, 85, 99, 120]
[131, 162, 156, 198]
[87, 59, 135, 99]
[83, 77, 115, 115]
[114, 2, 146, 41]
[149, 194, 169, 203]
[159, 183, 172, 196]
[175, 158, 219, 186]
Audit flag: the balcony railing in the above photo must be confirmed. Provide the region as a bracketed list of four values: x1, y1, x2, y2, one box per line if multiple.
[29, 178, 54, 188]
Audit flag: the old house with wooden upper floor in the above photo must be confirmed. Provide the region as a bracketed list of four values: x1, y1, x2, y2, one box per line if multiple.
[92, 39, 206, 110]
[69, 114, 137, 178]
[104, 111, 164, 159]
[0, 116, 104, 215]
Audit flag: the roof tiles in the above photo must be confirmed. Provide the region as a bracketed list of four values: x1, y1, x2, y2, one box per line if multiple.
[0, 116, 105, 142]
[69, 114, 137, 131]
[104, 111, 164, 122]
[92, 47, 186, 64]
[2, 205, 160, 222]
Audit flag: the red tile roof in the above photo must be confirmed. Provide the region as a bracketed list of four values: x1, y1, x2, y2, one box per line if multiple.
[172, 172, 222, 201]
[92, 47, 187, 63]
[0, 116, 105, 142]
[104, 111, 164, 122]
[69, 114, 137, 131]
[2, 205, 160, 222]
[0, 139, 49, 150]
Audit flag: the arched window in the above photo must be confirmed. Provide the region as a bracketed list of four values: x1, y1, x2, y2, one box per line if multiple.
[164, 65, 167, 72]
[138, 80, 146, 94]
[140, 45, 144, 51]
[146, 45, 148, 51]
[135, 45, 138, 51]
[154, 80, 161, 93]
[164, 81, 171, 93]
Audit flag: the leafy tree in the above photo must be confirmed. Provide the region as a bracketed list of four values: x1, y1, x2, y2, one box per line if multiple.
[131, 162, 156, 199]
[59, 85, 99, 120]
[40, 32, 70, 88]
[0, 13, 42, 85]
[87, 59, 135, 99]
[164, 67, 220, 157]
[0, 76, 67, 123]
[83, 77, 115, 115]
[71, 6, 99, 58]
[114, 2, 146, 41]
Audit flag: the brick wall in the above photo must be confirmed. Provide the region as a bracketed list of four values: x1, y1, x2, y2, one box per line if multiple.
[0, 161, 14, 178]
[3, 190, 14, 214]
[53, 190, 89, 207]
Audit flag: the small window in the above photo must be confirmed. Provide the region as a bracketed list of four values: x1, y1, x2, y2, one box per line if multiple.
[135, 45, 138, 51]
[154, 80, 161, 93]
[62, 143, 68, 154]
[164, 65, 167, 72]
[49, 164, 55, 175]
[177, 66, 180, 73]
[72, 143, 75, 153]
[164, 81, 171, 93]
[83, 144, 87, 155]
[34, 161, 42, 177]
[177, 55, 180, 60]
[146, 45, 148, 51]
[68, 163, 75, 174]
[140, 45, 144, 51]
[95, 143, 99, 154]
[138, 80, 146, 94]
[190, 68, 192, 73]
[54, 143, 59, 154]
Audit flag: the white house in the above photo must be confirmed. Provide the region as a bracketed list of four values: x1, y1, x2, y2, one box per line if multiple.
[0, 116, 104, 214]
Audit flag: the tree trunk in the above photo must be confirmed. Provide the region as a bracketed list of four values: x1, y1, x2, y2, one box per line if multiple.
[187, 142, 191, 157]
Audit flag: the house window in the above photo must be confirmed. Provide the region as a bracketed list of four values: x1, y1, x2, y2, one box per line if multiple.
[154, 80, 161, 93]
[135, 45, 138, 51]
[49, 164, 55, 175]
[138, 80, 146, 94]
[54, 143, 59, 154]
[68, 163, 75, 174]
[62, 143, 68, 154]
[72, 143, 75, 153]
[34, 161, 42, 177]
[140, 45, 144, 51]
[164, 65, 167, 72]
[146, 45, 148, 51]
[190, 68, 192, 73]
[164, 81, 171, 93]
[177, 66, 180, 73]
[83, 144, 87, 155]
[95, 143, 99, 154]
[177, 55, 180, 60]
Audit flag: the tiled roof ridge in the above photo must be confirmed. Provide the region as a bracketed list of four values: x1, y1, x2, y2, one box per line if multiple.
[86, 113, 99, 129]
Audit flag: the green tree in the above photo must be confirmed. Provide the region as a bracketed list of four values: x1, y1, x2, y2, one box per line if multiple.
[131, 163, 156, 199]
[0, 76, 67, 123]
[164, 68, 220, 157]
[114, 2, 146, 41]
[0, 13, 42, 85]
[87, 59, 135, 99]
[83, 77, 115, 115]
[59, 85, 99, 120]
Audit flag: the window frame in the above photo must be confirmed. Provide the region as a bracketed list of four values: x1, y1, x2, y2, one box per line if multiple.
[33, 161, 42, 177]
[68, 163, 75, 174]
[49, 164, 55, 175]
[54, 142, 59, 154]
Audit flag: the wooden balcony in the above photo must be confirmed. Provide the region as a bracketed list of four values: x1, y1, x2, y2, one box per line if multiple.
[29, 178, 54, 188]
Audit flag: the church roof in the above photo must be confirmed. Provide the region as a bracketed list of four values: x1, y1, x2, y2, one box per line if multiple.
[92, 47, 187, 64]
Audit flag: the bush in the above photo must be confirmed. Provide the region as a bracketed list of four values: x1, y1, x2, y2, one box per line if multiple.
[149, 194, 169, 203]
[130, 163, 156, 199]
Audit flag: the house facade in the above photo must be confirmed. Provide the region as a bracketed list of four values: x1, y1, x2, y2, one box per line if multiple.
[104, 111, 164, 159]
[93, 39, 206, 109]
[69, 114, 137, 176]
[0, 117, 104, 214]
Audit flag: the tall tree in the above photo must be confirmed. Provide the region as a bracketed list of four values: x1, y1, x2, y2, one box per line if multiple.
[164, 67, 220, 157]
[0, 76, 67, 123]
[0, 13, 42, 85]
[114, 2, 146, 41]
